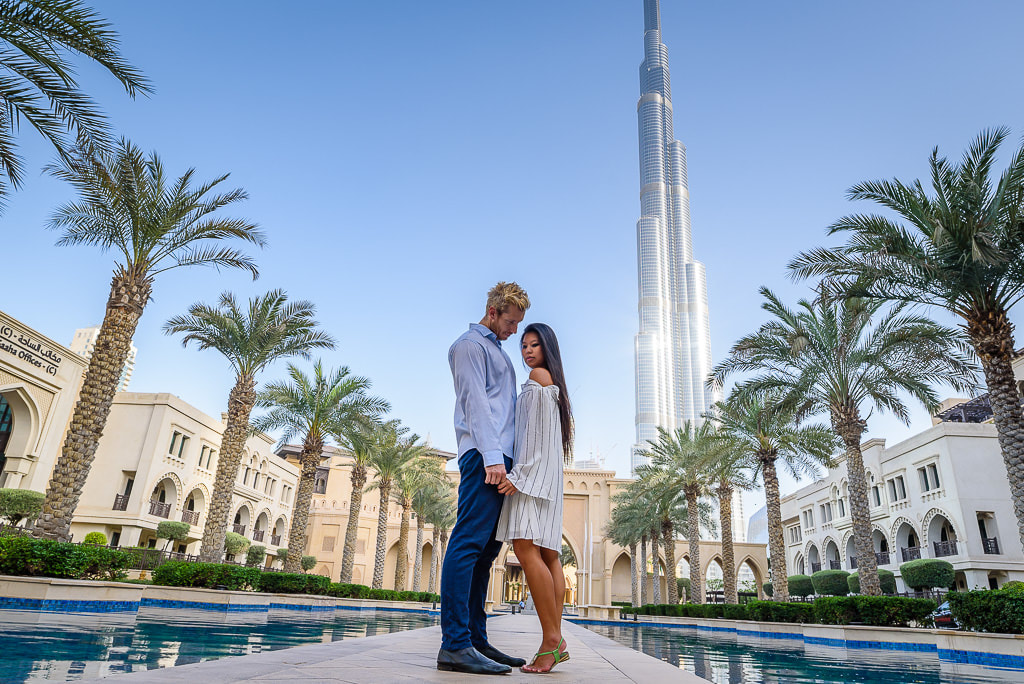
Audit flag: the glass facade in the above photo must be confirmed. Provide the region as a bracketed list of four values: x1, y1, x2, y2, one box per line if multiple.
[632, 0, 717, 475]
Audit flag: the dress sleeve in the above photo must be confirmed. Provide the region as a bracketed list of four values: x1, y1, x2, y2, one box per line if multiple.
[507, 386, 561, 501]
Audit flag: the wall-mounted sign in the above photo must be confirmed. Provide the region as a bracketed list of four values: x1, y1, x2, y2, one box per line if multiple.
[0, 324, 63, 377]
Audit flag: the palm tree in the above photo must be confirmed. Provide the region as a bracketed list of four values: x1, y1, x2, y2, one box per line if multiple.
[789, 128, 1024, 551]
[164, 291, 333, 561]
[709, 387, 838, 602]
[428, 498, 457, 594]
[705, 446, 756, 604]
[639, 423, 722, 604]
[607, 493, 647, 607]
[0, 0, 151, 205]
[634, 466, 684, 605]
[713, 291, 976, 594]
[649, 519, 661, 604]
[337, 421, 389, 583]
[366, 424, 430, 589]
[254, 360, 388, 572]
[32, 142, 263, 541]
[411, 468, 452, 592]
[393, 454, 445, 590]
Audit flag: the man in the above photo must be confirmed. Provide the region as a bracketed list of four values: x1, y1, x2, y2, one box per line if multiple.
[437, 281, 530, 675]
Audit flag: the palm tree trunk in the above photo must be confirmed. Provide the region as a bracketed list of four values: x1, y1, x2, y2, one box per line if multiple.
[393, 497, 410, 590]
[284, 435, 323, 573]
[640, 533, 649, 605]
[629, 541, 639, 607]
[428, 526, 441, 593]
[718, 484, 737, 604]
[686, 488, 703, 604]
[661, 519, 679, 605]
[651, 527, 661, 604]
[198, 373, 257, 561]
[372, 484, 391, 589]
[34, 272, 151, 541]
[761, 453, 789, 602]
[438, 528, 449, 590]
[833, 408, 880, 595]
[412, 516, 425, 591]
[967, 312, 1024, 554]
[340, 464, 367, 583]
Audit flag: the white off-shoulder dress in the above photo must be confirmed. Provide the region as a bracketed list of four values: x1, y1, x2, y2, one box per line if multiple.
[495, 379, 564, 551]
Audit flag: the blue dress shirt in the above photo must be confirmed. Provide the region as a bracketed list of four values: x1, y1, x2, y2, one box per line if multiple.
[449, 323, 517, 467]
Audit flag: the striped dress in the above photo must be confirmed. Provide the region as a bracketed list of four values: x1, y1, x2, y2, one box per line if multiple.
[495, 379, 564, 551]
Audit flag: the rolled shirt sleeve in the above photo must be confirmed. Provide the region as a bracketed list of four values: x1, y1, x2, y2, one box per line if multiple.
[507, 385, 560, 500]
[450, 339, 505, 467]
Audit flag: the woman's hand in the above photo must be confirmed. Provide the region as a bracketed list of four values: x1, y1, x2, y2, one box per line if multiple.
[497, 478, 518, 496]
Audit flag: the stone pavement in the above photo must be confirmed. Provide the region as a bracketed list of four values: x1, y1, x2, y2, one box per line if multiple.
[97, 614, 702, 683]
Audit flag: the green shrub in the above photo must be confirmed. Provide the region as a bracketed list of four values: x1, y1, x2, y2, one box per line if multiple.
[899, 559, 954, 590]
[811, 570, 850, 596]
[723, 604, 749, 620]
[814, 596, 859, 624]
[83, 532, 107, 546]
[762, 582, 773, 597]
[224, 532, 250, 556]
[854, 596, 936, 627]
[0, 535, 131, 580]
[788, 575, 814, 597]
[155, 521, 190, 547]
[301, 555, 317, 572]
[0, 488, 44, 526]
[368, 588, 399, 601]
[276, 548, 288, 559]
[152, 560, 261, 591]
[745, 600, 815, 623]
[948, 589, 1024, 634]
[246, 545, 266, 567]
[259, 572, 307, 594]
[848, 569, 896, 594]
[329, 582, 372, 599]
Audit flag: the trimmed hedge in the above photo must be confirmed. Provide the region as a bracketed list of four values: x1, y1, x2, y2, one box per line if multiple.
[948, 587, 1024, 634]
[258, 571, 329, 595]
[624, 596, 934, 627]
[762, 582, 773, 597]
[0, 535, 131, 580]
[811, 570, 850, 596]
[746, 600, 815, 623]
[899, 559, 954, 590]
[789, 574, 814, 597]
[814, 596, 859, 625]
[83, 532, 107, 545]
[848, 569, 897, 595]
[152, 561, 261, 591]
[854, 596, 936, 627]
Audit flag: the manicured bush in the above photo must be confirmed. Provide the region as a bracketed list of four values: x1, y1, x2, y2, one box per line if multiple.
[788, 574, 814, 597]
[853, 596, 936, 627]
[224, 532, 250, 556]
[814, 596, 859, 625]
[301, 555, 317, 572]
[368, 588, 399, 601]
[948, 588, 1024, 634]
[83, 532, 107, 545]
[0, 488, 44, 526]
[276, 548, 288, 559]
[0, 535, 131, 580]
[246, 545, 266, 567]
[258, 571, 330, 595]
[848, 569, 896, 595]
[811, 570, 850, 596]
[899, 559, 954, 590]
[723, 604, 749, 620]
[329, 582, 372, 599]
[745, 600, 815, 623]
[156, 521, 190, 549]
[762, 582, 773, 597]
[152, 560, 261, 591]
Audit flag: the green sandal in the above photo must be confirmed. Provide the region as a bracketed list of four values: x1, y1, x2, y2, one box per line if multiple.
[558, 637, 570, 663]
[522, 647, 562, 673]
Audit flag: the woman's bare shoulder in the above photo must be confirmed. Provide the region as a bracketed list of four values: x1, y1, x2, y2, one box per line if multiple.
[529, 367, 554, 387]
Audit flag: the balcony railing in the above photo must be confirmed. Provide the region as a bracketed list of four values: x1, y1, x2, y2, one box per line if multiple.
[271, 534, 281, 546]
[828, 560, 841, 570]
[181, 509, 200, 525]
[810, 562, 822, 573]
[983, 537, 1000, 554]
[112, 494, 129, 511]
[149, 500, 171, 518]
[253, 530, 265, 542]
[876, 551, 890, 566]
[232, 524, 246, 535]
[933, 540, 958, 558]
[901, 546, 923, 562]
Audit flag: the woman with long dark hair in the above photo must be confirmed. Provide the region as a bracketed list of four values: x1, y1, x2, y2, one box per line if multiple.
[495, 322, 573, 673]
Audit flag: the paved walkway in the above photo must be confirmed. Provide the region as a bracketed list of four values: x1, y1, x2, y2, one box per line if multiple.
[98, 614, 700, 683]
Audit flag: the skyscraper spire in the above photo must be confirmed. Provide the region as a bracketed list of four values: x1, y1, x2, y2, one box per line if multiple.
[632, 0, 716, 475]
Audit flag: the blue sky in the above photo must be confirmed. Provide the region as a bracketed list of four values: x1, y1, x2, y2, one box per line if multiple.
[5, 1, 1024, 520]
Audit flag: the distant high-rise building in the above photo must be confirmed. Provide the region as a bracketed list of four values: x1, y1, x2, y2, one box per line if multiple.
[632, 0, 716, 475]
[70, 326, 137, 392]
[747, 505, 768, 545]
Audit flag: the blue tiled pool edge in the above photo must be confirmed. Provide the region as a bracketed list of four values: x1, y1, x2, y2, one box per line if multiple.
[569, 617, 1024, 671]
[0, 596, 140, 613]
[0, 594, 439, 615]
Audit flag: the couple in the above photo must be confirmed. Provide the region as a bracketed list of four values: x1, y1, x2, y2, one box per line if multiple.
[437, 282, 573, 675]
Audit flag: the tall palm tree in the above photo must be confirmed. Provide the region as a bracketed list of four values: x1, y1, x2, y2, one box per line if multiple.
[428, 498, 457, 594]
[705, 446, 756, 604]
[789, 128, 1024, 551]
[164, 291, 333, 561]
[713, 291, 976, 594]
[366, 424, 430, 589]
[634, 466, 684, 605]
[33, 142, 262, 541]
[608, 491, 649, 607]
[412, 468, 453, 592]
[393, 454, 445, 590]
[649, 519, 661, 604]
[0, 0, 151, 205]
[639, 423, 720, 604]
[709, 387, 838, 602]
[253, 360, 388, 572]
[337, 422, 387, 583]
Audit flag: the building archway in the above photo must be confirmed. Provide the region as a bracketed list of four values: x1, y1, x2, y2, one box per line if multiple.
[0, 387, 41, 487]
[823, 538, 840, 569]
[737, 556, 763, 596]
[806, 543, 820, 573]
[383, 540, 404, 590]
[923, 508, 960, 557]
[610, 551, 633, 604]
[892, 518, 921, 561]
[418, 541, 433, 592]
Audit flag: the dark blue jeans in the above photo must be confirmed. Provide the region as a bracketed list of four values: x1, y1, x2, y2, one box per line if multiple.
[440, 449, 511, 651]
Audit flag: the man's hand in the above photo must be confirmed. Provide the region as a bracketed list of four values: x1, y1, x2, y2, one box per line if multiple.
[484, 464, 507, 486]
[497, 479, 518, 496]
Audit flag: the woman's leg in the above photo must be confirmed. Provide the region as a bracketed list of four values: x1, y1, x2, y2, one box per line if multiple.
[540, 547, 567, 658]
[513, 539, 561, 672]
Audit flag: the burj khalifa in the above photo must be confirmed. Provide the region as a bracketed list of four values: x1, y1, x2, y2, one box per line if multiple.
[632, 0, 716, 475]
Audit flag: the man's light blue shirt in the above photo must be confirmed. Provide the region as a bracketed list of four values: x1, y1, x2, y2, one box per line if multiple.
[449, 323, 517, 467]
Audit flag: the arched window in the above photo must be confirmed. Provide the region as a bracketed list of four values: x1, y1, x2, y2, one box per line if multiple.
[0, 396, 12, 474]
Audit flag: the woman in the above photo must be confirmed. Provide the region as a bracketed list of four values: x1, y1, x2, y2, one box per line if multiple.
[495, 322, 573, 674]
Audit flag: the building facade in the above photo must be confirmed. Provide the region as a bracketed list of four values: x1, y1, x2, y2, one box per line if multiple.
[69, 326, 136, 392]
[632, 0, 715, 475]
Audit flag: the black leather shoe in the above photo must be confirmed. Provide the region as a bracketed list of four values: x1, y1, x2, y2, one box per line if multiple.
[437, 647, 512, 675]
[475, 643, 527, 668]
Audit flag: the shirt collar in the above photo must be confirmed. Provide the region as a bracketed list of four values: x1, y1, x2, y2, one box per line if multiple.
[469, 322, 500, 346]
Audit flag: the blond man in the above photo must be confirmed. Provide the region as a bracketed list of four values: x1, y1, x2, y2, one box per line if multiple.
[438, 282, 530, 675]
